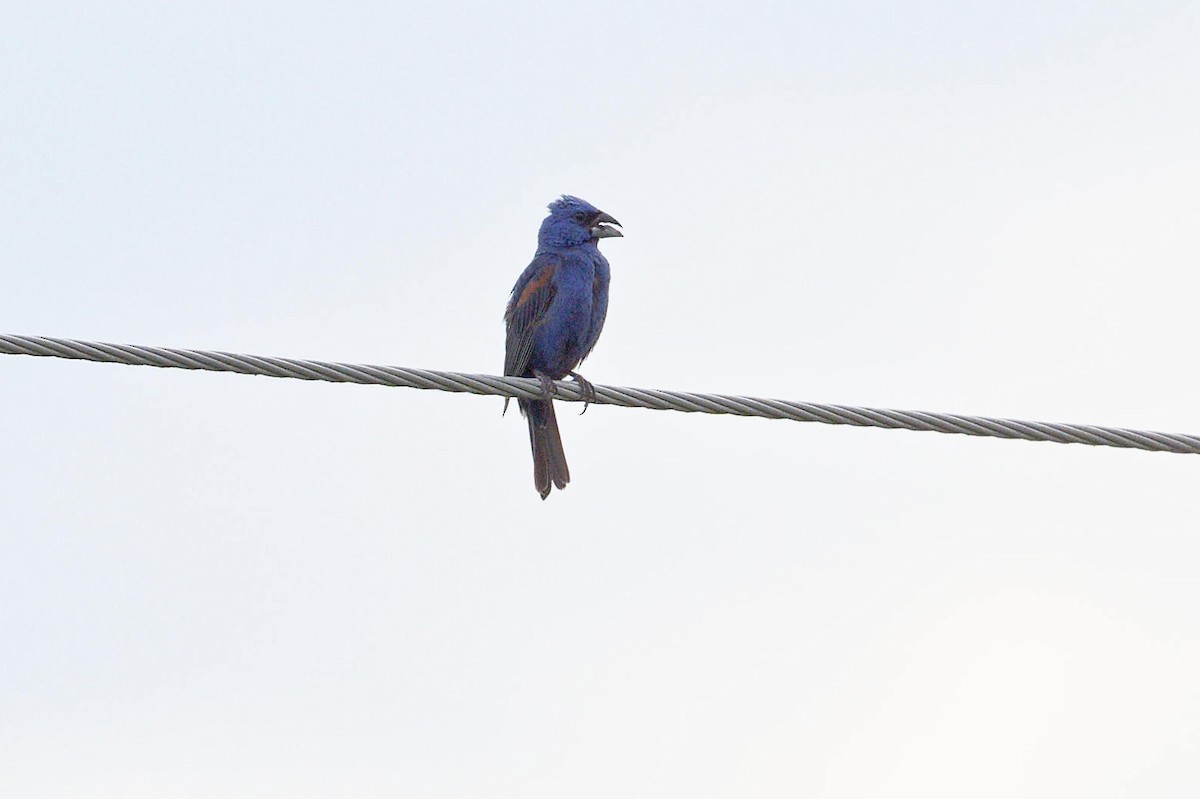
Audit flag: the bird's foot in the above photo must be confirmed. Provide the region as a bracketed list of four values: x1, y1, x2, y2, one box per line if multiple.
[533, 370, 557, 403]
[568, 371, 597, 414]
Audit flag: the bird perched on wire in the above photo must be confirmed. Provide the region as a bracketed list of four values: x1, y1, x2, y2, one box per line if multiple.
[504, 196, 622, 499]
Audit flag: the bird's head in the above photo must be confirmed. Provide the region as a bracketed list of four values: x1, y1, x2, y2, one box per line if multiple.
[537, 195, 623, 249]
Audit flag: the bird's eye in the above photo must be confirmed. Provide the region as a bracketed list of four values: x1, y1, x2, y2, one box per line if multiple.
[573, 211, 587, 222]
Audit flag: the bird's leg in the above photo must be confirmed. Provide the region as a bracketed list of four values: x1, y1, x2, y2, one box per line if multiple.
[568, 371, 597, 415]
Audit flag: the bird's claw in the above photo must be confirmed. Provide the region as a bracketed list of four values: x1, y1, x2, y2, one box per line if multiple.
[568, 371, 597, 414]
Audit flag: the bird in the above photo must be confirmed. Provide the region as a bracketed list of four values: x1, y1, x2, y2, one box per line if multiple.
[504, 196, 622, 499]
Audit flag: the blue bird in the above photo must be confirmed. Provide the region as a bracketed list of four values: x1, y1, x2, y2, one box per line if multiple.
[505, 196, 622, 499]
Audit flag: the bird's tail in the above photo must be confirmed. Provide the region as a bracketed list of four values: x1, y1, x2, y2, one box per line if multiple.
[521, 397, 569, 499]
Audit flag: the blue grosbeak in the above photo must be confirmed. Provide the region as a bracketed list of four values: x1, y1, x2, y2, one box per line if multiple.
[505, 196, 622, 499]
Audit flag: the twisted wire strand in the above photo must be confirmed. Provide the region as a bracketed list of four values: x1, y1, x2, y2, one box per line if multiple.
[3, 334, 1197, 455]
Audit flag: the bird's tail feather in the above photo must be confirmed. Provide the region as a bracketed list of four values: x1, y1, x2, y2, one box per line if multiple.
[522, 398, 569, 499]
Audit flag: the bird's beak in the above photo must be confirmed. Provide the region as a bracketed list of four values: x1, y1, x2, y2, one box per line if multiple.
[590, 211, 623, 239]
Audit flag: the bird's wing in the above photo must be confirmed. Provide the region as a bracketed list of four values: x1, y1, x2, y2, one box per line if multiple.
[504, 253, 561, 377]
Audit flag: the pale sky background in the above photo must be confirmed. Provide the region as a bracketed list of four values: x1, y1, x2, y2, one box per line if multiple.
[3, 2, 1199, 797]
